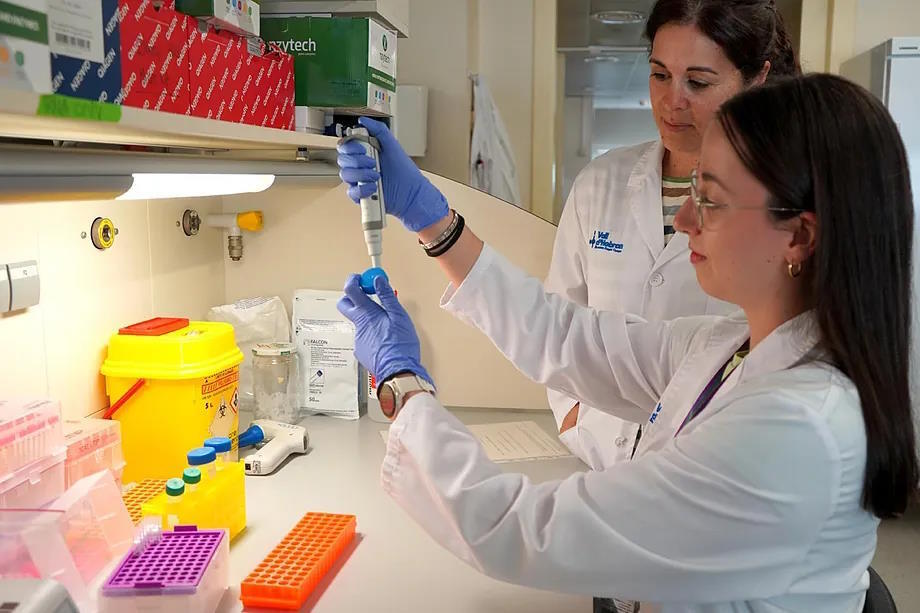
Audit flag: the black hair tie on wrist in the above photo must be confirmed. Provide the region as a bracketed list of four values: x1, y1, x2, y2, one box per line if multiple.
[424, 212, 465, 257]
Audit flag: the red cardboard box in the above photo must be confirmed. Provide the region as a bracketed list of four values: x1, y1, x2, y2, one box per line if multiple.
[117, 0, 193, 114]
[188, 23, 247, 122]
[242, 41, 295, 131]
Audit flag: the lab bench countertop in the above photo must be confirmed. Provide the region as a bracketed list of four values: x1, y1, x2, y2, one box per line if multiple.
[222, 408, 591, 612]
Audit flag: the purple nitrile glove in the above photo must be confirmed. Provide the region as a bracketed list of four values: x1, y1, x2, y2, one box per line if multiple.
[337, 116, 450, 232]
[336, 272, 435, 388]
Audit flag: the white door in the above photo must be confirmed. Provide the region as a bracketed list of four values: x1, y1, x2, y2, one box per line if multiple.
[887, 49, 920, 466]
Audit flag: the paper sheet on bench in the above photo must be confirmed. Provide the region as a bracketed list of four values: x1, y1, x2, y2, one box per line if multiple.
[380, 420, 572, 463]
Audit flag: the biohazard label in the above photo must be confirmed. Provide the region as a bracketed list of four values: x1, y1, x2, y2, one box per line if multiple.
[202, 366, 240, 448]
[202, 368, 239, 395]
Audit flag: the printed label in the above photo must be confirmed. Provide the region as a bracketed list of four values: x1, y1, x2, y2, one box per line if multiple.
[47, 0, 104, 63]
[367, 18, 395, 78]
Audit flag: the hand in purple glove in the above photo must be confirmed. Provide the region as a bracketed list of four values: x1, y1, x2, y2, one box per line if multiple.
[337, 272, 434, 387]
[337, 116, 450, 232]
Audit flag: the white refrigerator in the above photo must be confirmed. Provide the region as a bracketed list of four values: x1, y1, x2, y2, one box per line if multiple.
[843, 37, 920, 465]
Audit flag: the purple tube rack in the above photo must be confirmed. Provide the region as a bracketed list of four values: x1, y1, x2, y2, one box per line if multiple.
[102, 526, 225, 596]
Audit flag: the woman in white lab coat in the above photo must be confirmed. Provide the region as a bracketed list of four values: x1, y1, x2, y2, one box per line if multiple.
[335, 74, 918, 611]
[549, 0, 802, 470]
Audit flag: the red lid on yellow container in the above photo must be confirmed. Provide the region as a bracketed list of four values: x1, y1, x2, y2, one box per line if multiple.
[101, 320, 243, 380]
[119, 318, 189, 336]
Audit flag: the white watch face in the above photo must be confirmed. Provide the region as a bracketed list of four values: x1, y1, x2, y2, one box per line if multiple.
[378, 383, 397, 418]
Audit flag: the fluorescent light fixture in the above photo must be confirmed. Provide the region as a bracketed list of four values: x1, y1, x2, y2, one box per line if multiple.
[584, 54, 621, 63]
[591, 10, 645, 25]
[116, 174, 275, 200]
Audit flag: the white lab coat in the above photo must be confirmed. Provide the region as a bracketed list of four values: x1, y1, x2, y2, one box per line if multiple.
[469, 74, 522, 206]
[547, 141, 735, 470]
[381, 245, 876, 612]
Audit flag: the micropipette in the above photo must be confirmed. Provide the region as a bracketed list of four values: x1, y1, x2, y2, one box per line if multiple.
[340, 125, 388, 293]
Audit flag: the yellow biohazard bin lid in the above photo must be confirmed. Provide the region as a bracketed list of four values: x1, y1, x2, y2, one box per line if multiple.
[101, 318, 244, 380]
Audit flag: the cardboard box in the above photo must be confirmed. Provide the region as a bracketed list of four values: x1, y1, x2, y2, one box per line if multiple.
[241, 39, 293, 130]
[0, 0, 52, 93]
[49, 0, 122, 102]
[260, 16, 396, 116]
[117, 0, 193, 114]
[188, 21, 246, 122]
[177, 0, 259, 37]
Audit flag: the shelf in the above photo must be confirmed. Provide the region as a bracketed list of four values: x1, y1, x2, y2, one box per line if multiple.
[261, 0, 409, 37]
[0, 89, 339, 155]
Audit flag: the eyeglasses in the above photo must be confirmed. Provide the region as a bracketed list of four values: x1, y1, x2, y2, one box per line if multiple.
[689, 168, 805, 230]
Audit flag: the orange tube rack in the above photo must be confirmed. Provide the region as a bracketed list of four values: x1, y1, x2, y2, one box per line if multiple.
[240, 512, 356, 610]
[121, 479, 166, 524]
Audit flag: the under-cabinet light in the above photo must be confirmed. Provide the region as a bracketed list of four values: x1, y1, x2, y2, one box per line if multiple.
[116, 174, 276, 200]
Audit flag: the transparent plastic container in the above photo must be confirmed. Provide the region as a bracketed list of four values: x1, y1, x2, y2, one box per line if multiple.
[0, 470, 133, 611]
[252, 343, 303, 423]
[100, 526, 229, 613]
[0, 447, 66, 509]
[63, 418, 126, 488]
[0, 399, 64, 475]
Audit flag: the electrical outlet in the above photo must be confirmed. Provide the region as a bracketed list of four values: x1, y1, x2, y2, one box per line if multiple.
[8, 260, 39, 311]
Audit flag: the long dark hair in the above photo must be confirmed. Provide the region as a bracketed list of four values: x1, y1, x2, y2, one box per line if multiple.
[646, 0, 801, 82]
[717, 74, 918, 519]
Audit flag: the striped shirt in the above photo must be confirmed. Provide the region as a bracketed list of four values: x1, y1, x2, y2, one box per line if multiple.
[662, 175, 691, 245]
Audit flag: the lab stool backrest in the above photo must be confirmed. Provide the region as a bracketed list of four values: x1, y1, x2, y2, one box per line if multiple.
[864, 566, 898, 613]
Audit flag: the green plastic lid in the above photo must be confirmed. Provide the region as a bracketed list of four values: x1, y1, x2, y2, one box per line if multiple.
[166, 478, 185, 496]
[182, 467, 201, 484]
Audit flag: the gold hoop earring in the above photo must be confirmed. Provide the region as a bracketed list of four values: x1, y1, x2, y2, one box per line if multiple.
[787, 261, 803, 279]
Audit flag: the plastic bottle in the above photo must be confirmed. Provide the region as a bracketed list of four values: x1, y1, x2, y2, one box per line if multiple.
[187, 447, 217, 481]
[165, 478, 185, 530]
[183, 467, 201, 494]
[203, 437, 232, 470]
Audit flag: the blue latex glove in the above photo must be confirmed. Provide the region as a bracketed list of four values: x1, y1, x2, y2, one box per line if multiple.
[337, 117, 450, 232]
[337, 272, 435, 388]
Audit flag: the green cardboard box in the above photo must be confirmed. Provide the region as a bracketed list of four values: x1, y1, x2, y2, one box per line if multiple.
[177, 0, 260, 37]
[0, 0, 51, 93]
[261, 16, 396, 116]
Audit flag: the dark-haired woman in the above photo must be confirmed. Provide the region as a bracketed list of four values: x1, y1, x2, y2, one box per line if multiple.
[335, 73, 918, 611]
[547, 0, 802, 473]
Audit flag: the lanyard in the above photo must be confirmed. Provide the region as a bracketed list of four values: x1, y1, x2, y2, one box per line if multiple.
[674, 340, 750, 437]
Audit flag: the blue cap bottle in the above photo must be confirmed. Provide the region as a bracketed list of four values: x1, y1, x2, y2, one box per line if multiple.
[187, 447, 217, 479]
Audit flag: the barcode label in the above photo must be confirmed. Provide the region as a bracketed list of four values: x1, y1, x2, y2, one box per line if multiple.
[55, 32, 92, 51]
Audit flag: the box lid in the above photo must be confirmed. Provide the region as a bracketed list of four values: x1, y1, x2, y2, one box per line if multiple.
[101, 321, 243, 380]
[0, 447, 66, 498]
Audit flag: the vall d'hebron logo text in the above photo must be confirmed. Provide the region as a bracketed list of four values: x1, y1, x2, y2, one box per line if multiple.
[589, 230, 624, 253]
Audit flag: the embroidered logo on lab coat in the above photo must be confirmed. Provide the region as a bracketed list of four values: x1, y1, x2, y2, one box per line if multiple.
[649, 402, 663, 424]
[589, 230, 624, 253]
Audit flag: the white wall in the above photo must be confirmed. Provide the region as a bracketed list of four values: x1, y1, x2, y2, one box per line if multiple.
[396, 0, 473, 183]
[0, 197, 225, 419]
[852, 0, 920, 57]
[477, 0, 534, 209]
[396, 0, 538, 211]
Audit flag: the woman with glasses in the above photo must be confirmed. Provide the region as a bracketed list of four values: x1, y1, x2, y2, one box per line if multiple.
[546, 0, 800, 472]
[335, 73, 918, 611]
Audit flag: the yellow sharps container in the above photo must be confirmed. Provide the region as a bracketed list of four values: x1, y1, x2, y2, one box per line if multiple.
[101, 317, 244, 483]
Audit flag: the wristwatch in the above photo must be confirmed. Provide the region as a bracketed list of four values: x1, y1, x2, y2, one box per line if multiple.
[378, 373, 436, 419]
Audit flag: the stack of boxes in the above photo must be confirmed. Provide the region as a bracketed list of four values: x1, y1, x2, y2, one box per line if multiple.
[261, 15, 397, 132]
[1, 2, 398, 133]
[1, 0, 295, 129]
